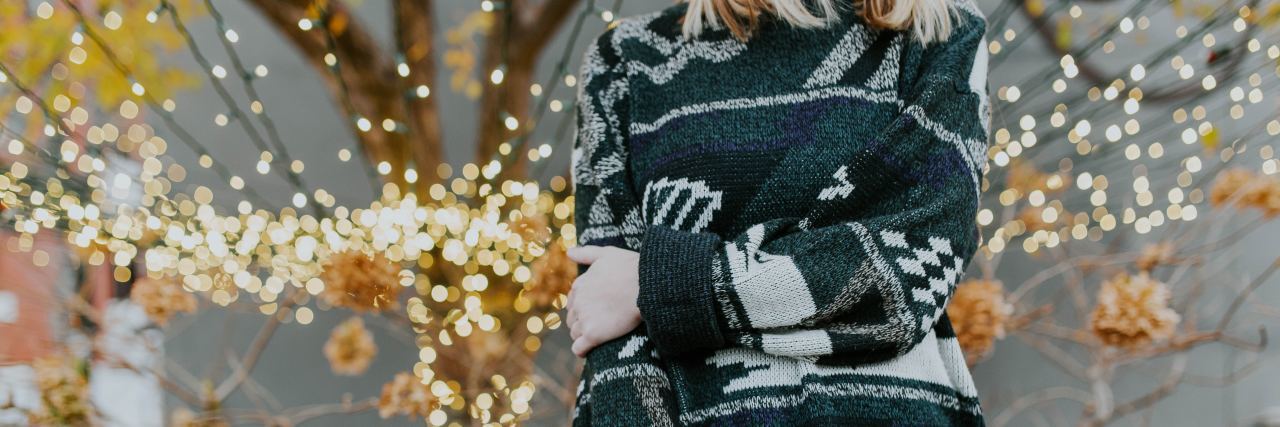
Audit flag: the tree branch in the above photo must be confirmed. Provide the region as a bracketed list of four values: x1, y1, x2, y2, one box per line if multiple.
[241, 0, 419, 187]
[474, 0, 582, 167]
[213, 290, 301, 400]
[394, 0, 445, 187]
[513, 0, 582, 66]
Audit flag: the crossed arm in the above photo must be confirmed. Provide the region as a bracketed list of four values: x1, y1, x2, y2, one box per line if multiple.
[567, 16, 989, 364]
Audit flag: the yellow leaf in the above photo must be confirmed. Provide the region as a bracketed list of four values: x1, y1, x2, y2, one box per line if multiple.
[1056, 17, 1072, 50]
[1202, 128, 1219, 150]
[1025, 0, 1045, 17]
[1194, 4, 1215, 19]
[1261, 3, 1280, 26]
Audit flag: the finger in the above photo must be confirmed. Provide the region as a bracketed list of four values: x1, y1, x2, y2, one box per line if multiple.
[572, 337, 595, 357]
[566, 245, 606, 265]
[570, 274, 589, 290]
[568, 281, 580, 301]
[569, 320, 583, 340]
[566, 306, 577, 329]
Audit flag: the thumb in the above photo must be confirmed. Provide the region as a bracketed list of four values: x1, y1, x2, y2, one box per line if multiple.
[566, 245, 607, 264]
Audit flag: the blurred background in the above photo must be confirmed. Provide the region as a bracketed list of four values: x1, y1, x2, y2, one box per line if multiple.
[0, 0, 1278, 425]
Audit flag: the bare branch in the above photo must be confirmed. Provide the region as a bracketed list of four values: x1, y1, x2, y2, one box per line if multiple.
[991, 386, 1093, 427]
[393, 0, 445, 186]
[240, 0, 410, 183]
[513, 0, 583, 65]
[1092, 356, 1189, 425]
[213, 290, 302, 400]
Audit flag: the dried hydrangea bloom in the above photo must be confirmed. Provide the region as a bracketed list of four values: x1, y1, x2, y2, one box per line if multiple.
[324, 317, 378, 376]
[1017, 206, 1073, 233]
[170, 408, 230, 427]
[1240, 176, 1275, 207]
[30, 354, 92, 425]
[1209, 168, 1256, 207]
[1006, 161, 1061, 194]
[131, 276, 197, 326]
[1089, 273, 1180, 349]
[1017, 206, 1050, 232]
[320, 250, 401, 312]
[947, 279, 1012, 364]
[378, 372, 439, 419]
[476, 331, 510, 361]
[1209, 168, 1280, 218]
[511, 214, 551, 245]
[524, 242, 576, 308]
[1135, 242, 1177, 272]
[1255, 177, 1280, 218]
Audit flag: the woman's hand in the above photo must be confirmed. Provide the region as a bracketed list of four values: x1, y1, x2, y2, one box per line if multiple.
[564, 245, 642, 358]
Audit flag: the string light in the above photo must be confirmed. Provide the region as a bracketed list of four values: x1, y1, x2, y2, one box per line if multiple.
[0, 0, 1276, 424]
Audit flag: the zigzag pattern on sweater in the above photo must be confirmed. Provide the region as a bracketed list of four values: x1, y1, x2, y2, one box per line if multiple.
[571, 1, 991, 425]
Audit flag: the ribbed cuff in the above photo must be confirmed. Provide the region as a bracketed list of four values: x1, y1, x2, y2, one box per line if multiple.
[637, 224, 726, 359]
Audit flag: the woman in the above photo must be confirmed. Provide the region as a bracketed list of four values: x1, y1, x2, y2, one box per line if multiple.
[565, 0, 990, 424]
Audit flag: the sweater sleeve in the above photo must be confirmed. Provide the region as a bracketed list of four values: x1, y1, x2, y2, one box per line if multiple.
[637, 15, 991, 364]
[571, 28, 734, 354]
[572, 30, 646, 256]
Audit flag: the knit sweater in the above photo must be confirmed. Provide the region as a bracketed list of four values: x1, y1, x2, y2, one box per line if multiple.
[570, 2, 990, 425]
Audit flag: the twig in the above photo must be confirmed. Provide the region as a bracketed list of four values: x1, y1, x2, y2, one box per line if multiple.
[1088, 356, 1189, 425]
[1013, 331, 1089, 380]
[213, 290, 301, 400]
[991, 386, 1093, 427]
[1217, 257, 1280, 331]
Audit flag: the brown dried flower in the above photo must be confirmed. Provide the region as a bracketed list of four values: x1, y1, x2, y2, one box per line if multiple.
[378, 372, 439, 419]
[324, 317, 378, 376]
[170, 408, 230, 427]
[1209, 168, 1280, 218]
[1209, 168, 1255, 207]
[511, 214, 551, 245]
[1017, 207, 1049, 232]
[320, 250, 401, 312]
[1256, 177, 1280, 218]
[947, 279, 1012, 364]
[29, 354, 92, 426]
[1020, 206, 1072, 233]
[524, 242, 577, 308]
[1006, 161, 1061, 194]
[1089, 273, 1180, 349]
[131, 276, 197, 326]
[1135, 242, 1177, 272]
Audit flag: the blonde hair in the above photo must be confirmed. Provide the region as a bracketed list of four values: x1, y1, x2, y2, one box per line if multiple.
[682, 0, 958, 45]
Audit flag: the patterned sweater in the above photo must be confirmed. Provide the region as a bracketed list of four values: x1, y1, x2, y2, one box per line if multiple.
[570, 2, 990, 425]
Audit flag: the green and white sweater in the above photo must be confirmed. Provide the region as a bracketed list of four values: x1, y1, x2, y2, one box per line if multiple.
[571, 2, 990, 425]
